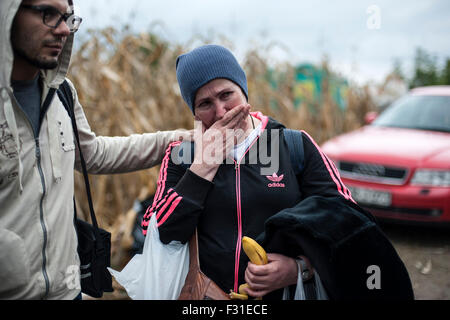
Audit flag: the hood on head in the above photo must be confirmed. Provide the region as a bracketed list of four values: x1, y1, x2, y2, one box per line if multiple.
[0, 0, 76, 194]
[0, 0, 75, 90]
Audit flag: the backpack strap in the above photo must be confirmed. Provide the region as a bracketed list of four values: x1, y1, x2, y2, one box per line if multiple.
[57, 80, 74, 117]
[283, 129, 305, 176]
[57, 81, 103, 243]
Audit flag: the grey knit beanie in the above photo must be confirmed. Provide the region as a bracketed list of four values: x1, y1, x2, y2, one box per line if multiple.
[176, 45, 248, 114]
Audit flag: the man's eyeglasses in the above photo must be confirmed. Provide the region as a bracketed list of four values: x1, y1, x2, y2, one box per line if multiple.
[20, 4, 82, 33]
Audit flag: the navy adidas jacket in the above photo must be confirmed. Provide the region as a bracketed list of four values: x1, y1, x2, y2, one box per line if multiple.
[142, 112, 355, 297]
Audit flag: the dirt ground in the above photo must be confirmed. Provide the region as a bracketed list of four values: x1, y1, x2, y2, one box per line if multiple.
[379, 221, 450, 300]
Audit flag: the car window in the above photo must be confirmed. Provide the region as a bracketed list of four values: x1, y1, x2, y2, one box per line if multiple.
[373, 95, 450, 133]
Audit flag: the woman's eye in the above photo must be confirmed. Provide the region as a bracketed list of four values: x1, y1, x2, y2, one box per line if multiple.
[221, 91, 233, 99]
[197, 102, 211, 109]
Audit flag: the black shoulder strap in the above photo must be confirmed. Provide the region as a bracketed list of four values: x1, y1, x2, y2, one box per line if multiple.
[57, 81, 101, 234]
[283, 129, 305, 176]
[57, 80, 74, 118]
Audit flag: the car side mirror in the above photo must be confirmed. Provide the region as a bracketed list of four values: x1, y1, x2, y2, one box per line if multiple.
[364, 111, 378, 125]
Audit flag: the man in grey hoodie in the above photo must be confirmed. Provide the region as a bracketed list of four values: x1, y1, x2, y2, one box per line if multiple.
[0, 0, 191, 299]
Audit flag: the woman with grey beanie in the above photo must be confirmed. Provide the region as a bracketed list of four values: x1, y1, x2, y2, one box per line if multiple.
[140, 45, 384, 300]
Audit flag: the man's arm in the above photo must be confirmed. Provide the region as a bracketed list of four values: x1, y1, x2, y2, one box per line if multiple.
[66, 79, 191, 174]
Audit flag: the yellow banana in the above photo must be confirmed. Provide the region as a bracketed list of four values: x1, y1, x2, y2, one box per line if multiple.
[229, 284, 249, 300]
[242, 236, 268, 265]
[229, 237, 268, 300]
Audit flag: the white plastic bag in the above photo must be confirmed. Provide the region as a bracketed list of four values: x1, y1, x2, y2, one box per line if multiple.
[282, 259, 306, 300]
[108, 214, 189, 300]
[282, 260, 328, 300]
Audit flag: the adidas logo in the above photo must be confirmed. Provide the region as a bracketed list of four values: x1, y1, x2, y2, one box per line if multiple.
[266, 173, 285, 188]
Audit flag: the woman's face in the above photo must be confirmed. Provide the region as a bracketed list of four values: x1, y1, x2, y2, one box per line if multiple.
[194, 78, 248, 129]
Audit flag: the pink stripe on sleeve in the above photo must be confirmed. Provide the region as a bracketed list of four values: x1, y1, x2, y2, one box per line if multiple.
[155, 141, 182, 202]
[155, 189, 174, 211]
[142, 189, 175, 225]
[156, 191, 180, 221]
[301, 131, 355, 203]
[157, 196, 183, 228]
[142, 142, 182, 233]
[326, 153, 355, 202]
[143, 142, 181, 222]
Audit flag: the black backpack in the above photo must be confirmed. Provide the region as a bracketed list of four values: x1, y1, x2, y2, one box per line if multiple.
[283, 129, 305, 175]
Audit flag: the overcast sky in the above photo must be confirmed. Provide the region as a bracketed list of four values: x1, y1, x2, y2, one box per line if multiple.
[73, 0, 450, 85]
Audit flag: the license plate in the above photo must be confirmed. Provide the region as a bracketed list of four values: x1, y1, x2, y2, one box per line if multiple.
[348, 186, 392, 207]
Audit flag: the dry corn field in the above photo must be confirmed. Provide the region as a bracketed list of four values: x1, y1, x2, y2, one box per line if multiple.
[68, 28, 377, 298]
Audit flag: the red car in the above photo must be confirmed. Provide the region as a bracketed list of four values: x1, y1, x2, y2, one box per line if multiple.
[321, 86, 450, 226]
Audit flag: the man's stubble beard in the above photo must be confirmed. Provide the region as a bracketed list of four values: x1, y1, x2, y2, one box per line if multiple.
[11, 29, 62, 70]
[13, 44, 60, 70]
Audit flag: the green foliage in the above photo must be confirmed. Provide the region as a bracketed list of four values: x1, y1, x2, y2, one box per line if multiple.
[409, 48, 450, 88]
[441, 59, 450, 85]
[392, 58, 405, 80]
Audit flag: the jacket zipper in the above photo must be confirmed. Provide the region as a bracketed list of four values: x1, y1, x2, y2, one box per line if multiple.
[35, 90, 56, 299]
[14, 95, 52, 299]
[233, 161, 243, 293]
[35, 138, 51, 299]
[232, 124, 264, 293]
